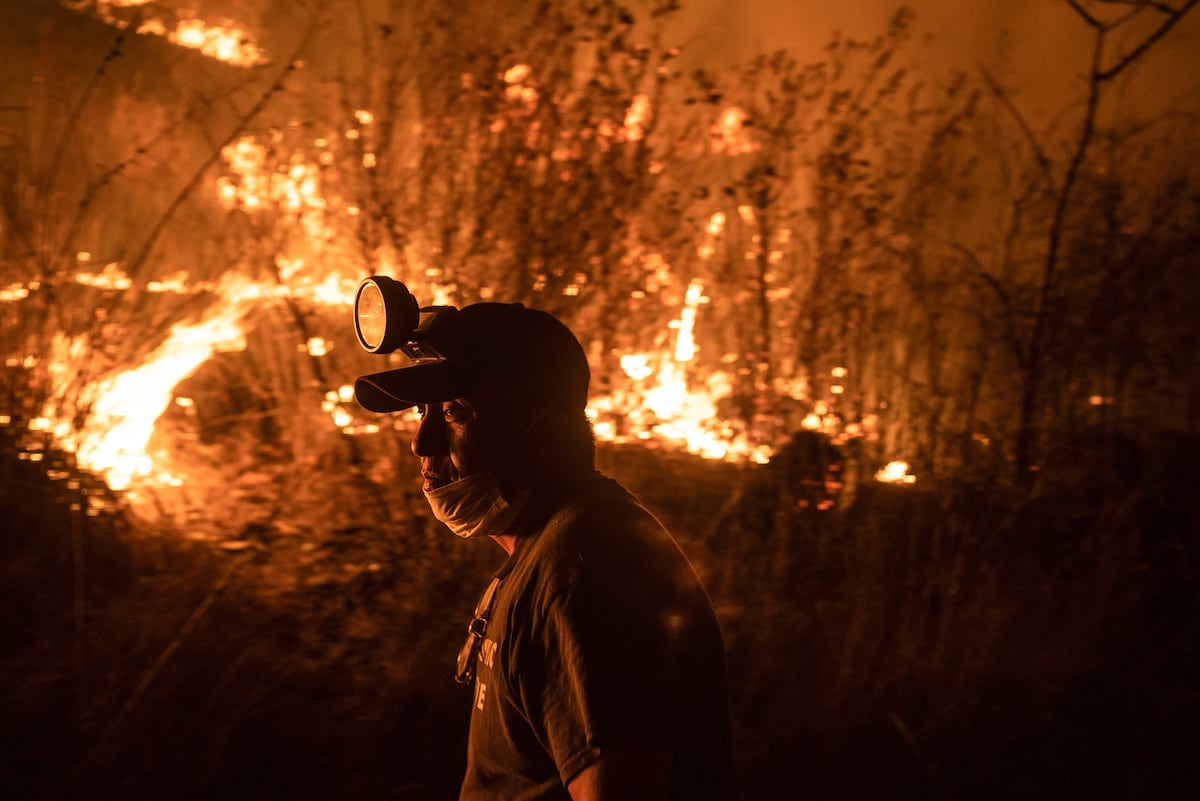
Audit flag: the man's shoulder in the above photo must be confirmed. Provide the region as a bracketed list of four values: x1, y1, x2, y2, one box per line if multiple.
[514, 473, 693, 594]
[543, 473, 665, 546]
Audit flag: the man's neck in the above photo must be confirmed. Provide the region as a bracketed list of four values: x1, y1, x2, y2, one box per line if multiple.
[491, 468, 597, 555]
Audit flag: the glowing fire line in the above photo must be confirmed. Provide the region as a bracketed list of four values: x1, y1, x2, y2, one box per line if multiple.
[74, 311, 245, 491]
[64, 0, 267, 67]
[36, 276, 268, 491]
[11, 107, 924, 505]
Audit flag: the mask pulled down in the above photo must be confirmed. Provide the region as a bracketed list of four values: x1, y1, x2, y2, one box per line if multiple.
[423, 472, 529, 539]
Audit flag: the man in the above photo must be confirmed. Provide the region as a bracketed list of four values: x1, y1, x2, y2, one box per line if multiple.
[354, 300, 738, 801]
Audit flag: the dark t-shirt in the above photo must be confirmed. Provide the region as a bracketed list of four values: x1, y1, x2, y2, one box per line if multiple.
[459, 473, 738, 801]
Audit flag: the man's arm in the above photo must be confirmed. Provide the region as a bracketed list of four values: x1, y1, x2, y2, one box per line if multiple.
[566, 744, 672, 801]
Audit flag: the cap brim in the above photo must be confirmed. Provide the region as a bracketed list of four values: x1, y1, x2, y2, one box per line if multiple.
[354, 361, 474, 413]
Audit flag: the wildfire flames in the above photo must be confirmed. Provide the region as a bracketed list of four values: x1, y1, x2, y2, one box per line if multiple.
[3, 10, 919, 513]
[37, 276, 265, 493]
[7, 135, 912, 514]
[17, 261, 788, 503]
[14, 252, 903, 508]
[587, 279, 772, 464]
[66, 0, 266, 68]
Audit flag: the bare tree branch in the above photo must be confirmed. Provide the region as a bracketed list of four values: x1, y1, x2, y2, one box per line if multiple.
[56, 85, 243, 267]
[943, 238, 1028, 369]
[1095, 0, 1181, 15]
[1012, 0, 1199, 478]
[1066, 0, 1105, 27]
[1096, 0, 1200, 80]
[41, 15, 140, 256]
[977, 64, 1054, 191]
[124, 23, 320, 285]
[70, 554, 246, 780]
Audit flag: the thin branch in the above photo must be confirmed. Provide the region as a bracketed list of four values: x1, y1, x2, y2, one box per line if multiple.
[977, 65, 1053, 190]
[1066, 0, 1105, 27]
[1097, 0, 1200, 80]
[1095, 0, 1181, 15]
[947, 240, 1028, 370]
[1117, 6, 1152, 25]
[1034, 28, 1107, 345]
[56, 85, 243, 266]
[123, 25, 318, 284]
[42, 15, 141, 247]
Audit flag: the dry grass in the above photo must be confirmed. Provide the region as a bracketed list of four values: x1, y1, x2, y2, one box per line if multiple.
[2, 433, 1197, 800]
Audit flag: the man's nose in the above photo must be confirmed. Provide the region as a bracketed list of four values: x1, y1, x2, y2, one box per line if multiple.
[411, 406, 447, 458]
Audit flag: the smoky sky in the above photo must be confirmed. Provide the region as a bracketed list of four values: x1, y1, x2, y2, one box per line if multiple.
[6, 0, 1197, 127]
[667, 0, 1200, 122]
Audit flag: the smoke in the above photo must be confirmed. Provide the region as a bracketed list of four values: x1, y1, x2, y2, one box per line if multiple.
[666, 0, 1200, 121]
[668, 0, 1049, 68]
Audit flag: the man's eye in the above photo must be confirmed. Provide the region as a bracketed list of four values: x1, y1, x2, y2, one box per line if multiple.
[442, 402, 466, 422]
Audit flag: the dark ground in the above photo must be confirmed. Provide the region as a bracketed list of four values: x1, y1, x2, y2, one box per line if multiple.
[2, 435, 1198, 801]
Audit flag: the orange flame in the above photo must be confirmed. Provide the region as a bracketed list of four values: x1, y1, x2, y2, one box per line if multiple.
[17, 71, 926, 509]
[67, 1, 267, 67]
[42, 275, 262, 492]
[623, 94, 651, 142]
[710, 107, 758, 155]
[588, 278, 771, 464]
[875, 460, 917, 484]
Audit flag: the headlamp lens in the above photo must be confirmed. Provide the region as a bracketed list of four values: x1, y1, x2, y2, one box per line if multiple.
[353, 275, 419, 353]
[356, 281, 386, 350]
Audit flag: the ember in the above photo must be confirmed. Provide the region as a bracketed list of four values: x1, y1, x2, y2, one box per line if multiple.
[875, 460, 917, 485]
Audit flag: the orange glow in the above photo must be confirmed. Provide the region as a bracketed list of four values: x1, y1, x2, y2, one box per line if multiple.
[623, 94, 651, 142]
[503, 64, 539, 107]
[21, 69, 890, 511]
[31, 259, 370, 504]
[219, 135, 339, 241]
[706, 212, 726, 237]
[68, 1, 267, 67]
[875, 461, 917, 484]
[711, 106, 757, 155]
[620, 354, 654, 381]
[171, 19, 264, 65]
[34, 237, 363, 500]
[43, 276, 261, 491]
[0, 284, 32, 302]
[674, 279, 705, 361]
[588, 277, 770, 464]
[504, 64, 532, 84]
[76, 262, 133, 290]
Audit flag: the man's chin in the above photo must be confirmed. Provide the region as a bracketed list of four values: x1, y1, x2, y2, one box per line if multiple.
[421, 474, 454, 492]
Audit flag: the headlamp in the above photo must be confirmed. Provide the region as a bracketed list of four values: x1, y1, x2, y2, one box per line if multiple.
[353, 275, 419, 354]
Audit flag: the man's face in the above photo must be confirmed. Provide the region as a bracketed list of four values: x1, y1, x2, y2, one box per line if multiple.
[410, 396, 522, 491]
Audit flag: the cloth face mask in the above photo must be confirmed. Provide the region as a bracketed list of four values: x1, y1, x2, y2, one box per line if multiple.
[423, 472, 529, 539]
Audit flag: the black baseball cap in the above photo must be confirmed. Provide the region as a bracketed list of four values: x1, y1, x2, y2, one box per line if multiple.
[353, 302, 590, 413]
